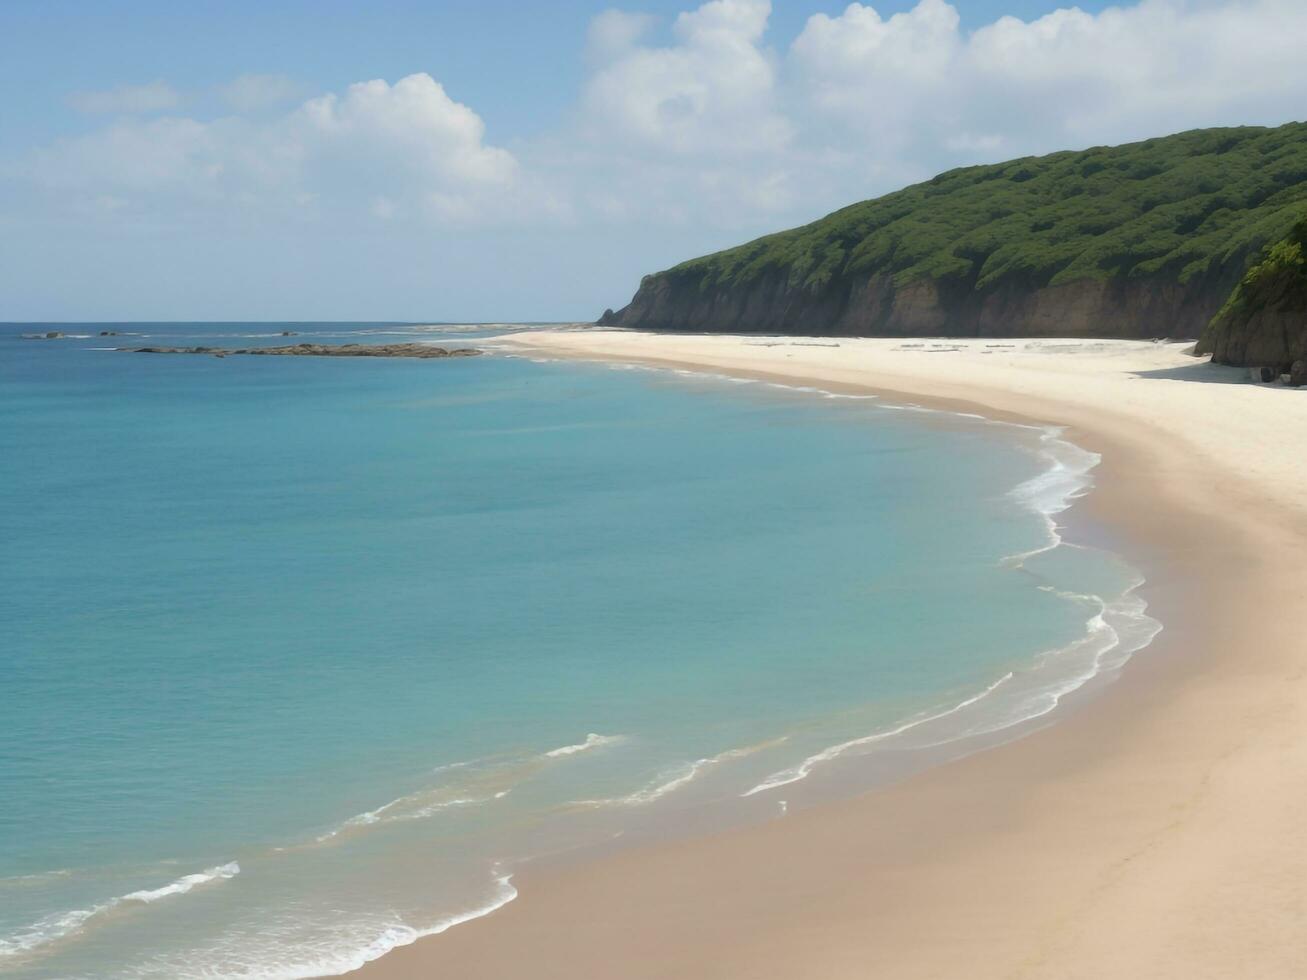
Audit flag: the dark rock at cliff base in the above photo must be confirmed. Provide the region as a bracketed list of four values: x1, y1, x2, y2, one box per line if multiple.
[121, 343, 480, 359]
[1290, 360, 1307, 387]
[600, 123, 1307, 340]
[1196, 218, 1307, 369]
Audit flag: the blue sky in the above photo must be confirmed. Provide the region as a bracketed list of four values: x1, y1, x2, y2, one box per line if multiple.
[1, 0, 1301, 321]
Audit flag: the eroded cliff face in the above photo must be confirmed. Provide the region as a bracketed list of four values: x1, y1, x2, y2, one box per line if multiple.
[1196, 222, 1307, 369]
[599, 269, 1238, 340]
[1197, 308, 1307, 368]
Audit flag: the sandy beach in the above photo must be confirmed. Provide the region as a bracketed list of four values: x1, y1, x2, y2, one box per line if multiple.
[353, 330, 1307, 980]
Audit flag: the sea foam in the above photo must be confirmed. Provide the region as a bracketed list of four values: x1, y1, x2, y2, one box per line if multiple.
[741, 419, 1159, 799]
[0, 862, 239, 961]
[544, 733, 626, 757]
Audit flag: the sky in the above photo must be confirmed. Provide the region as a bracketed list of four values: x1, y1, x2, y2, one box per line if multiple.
[1, 0, 1304, 322]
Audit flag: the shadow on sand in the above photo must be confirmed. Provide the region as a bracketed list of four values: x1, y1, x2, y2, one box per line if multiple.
[1130, 358, 1263, 386]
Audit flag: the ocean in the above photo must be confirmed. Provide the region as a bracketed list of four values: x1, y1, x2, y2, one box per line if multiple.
[0, 322, 1158, 978]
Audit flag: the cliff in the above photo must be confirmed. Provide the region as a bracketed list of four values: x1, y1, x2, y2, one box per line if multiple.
[600, 123, 1307, 340]
[1195, 220, 1307, 371]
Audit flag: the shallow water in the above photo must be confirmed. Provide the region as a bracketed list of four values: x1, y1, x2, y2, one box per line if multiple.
[0, 323, 1157, 978]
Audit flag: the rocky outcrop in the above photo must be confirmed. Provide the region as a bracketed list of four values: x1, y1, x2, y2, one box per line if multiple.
[600, 123, 1307, 340]
[121, 343, 480, 359]
[1195, 221, 1307, 370]
[600, 267, 1239, 340]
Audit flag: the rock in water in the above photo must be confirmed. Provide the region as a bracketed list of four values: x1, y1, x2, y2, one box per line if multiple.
[119, 342, 480, 359]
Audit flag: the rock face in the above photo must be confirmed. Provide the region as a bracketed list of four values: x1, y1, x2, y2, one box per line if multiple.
[600, 269, 1236, 340]
[121, 343, 480, 359]
[1196, 220, 1307, 369]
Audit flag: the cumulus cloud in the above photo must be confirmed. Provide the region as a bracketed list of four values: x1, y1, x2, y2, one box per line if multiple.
[299, 74, 515, 186]
[791, 0, 1307, 166]
[561, 0, 805, 226]
[554, 0, 1307, 238]
[582, 0, 790, 156]
[792, 0, 961, 107]
[20, 0, 1307, 239]
[67, 80, 180, 115]
[31, 72, 519, 223]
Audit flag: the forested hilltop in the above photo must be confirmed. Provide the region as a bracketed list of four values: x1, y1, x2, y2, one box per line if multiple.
[600, 123, 1307, 341]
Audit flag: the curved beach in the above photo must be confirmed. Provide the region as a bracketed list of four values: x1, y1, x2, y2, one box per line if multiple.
[352, 330, 1307, 979]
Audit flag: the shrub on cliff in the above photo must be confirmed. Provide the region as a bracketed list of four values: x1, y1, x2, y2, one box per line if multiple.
[1197, 218, 1307, 368]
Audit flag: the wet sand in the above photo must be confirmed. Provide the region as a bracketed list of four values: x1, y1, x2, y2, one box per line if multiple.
[352, 332, 1307, 979]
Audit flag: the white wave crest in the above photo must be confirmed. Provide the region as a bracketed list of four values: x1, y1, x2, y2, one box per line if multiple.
[744, 574, 1162, 799]
[120, 862, 240, 904]
[743, 673, 1015, 797]
[0, 862, 239, 961]
[318, 734, 626, 843]
[0, 906, 103, 960]
[1002, 426, 1100, 568]
[131, 872, 518, 980]
[579, 739, 783, 808]
[318, 791, 510, 843]
[544, 733, 625, 757]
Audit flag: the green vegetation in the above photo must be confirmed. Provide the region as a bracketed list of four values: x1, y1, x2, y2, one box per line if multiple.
[1197, 218, 1307, 367]
[1208, 219, 1307, 323]
[661, 123, 1307, 298]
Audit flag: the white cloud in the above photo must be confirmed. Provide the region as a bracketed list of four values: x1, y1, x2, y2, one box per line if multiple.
[219, 73, 301, 111]
[31, 72, 518, 224]
[790, 0, 1307, 166]
[791, 0, 961, 104]
[298, 74, 515, 186]
[68, 80, 181, 115]
[582, 0, 790, 155]
[20, 1, 1307, 242]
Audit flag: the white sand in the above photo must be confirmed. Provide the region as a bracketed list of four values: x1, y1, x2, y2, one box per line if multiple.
[355, 329, 1307, 980]
[496, 331, 1307, 521]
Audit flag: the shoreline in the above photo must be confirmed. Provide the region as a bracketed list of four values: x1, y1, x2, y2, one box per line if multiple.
[352, 331, 1307, 979]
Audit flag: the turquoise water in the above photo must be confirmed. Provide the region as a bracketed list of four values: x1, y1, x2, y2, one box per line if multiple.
[0, 324, 1158, 978]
